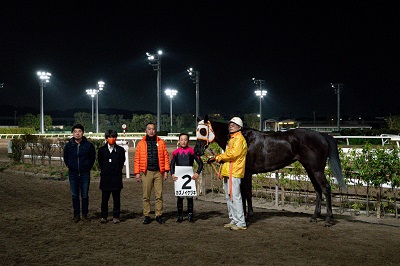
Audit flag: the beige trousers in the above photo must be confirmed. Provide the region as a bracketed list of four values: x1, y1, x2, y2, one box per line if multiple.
[141, 170, 163, 217]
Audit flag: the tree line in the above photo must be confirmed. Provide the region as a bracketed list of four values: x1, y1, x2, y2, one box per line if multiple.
[14, 112, 400, 135]
[17, 112, 264, 134]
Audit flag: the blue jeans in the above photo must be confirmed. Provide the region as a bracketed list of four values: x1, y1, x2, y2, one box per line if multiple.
[69, 173, 90, 217]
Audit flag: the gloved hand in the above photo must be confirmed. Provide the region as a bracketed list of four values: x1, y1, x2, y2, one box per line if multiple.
[206, 157, 216, 164]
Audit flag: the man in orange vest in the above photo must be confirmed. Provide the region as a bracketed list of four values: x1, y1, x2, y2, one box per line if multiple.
[134, 122, 170, 224]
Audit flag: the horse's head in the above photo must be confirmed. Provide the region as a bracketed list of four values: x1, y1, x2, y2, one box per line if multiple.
[194, 116, 216, 156]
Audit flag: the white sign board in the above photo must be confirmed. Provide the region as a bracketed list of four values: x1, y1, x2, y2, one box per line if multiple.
[174, 166, 197, 197]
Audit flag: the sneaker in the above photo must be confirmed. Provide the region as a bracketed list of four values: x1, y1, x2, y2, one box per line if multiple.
[176, 215, 183, 223]
[81, 215, 90, 222]
[223, 223, 235, 228]
[143, 216, 151, 224]
[155, 216, 165, 224]
[113, 218, 120, 224]
[230, 225, 247, 230]
[73, 216, 81, 223]
[100, 218, 107, 224]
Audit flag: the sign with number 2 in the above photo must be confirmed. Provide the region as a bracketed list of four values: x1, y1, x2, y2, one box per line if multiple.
[174, 166, 197, 197]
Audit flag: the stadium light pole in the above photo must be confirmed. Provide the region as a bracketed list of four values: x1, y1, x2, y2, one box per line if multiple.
[96, 81, 105, 133]
[331, 83, 343, 132]
[187, 67, 200, 129]
[253, 78, 266, 131]
[146, 50, 162, 131]
[165, 89, 178, 133]
[37, 71, 51, 134]
[86, 89, 97, 127]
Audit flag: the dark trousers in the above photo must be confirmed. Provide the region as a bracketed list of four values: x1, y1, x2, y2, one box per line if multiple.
[177, 196, 193, 214]
[69, 173, 90, 217]
[101, 190, 121, 219]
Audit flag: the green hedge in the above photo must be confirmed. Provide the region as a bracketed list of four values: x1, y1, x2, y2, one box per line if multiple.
[0, 128, 36, 134]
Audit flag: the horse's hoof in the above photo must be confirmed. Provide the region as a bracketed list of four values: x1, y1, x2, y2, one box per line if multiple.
[324, 223, 333, 227]
[309, 218, 317, 223]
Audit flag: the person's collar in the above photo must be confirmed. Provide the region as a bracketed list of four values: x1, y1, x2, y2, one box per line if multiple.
[230, 130, 241, 137]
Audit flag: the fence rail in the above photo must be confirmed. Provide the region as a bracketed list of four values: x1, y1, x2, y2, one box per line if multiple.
[2, 133, 400, 146]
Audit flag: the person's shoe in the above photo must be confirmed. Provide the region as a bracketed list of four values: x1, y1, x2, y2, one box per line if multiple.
[73, 216, 81, 223]
[155, 216, 165, 224]
[100, 218, 107, 224]
[143, 216, 151, 224]
[230, 225, 247, 230]
[81, 215, 90, 222]
[113, 218, 120, 224]
[176, 215, 183, 223]
[223, 223, 235, 228]
[188, 213, 194, 223]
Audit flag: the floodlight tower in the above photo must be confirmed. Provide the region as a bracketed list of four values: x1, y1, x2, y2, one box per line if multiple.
[187, 67, 200, 128]
[253, 78, 267, 131]
[96, 81, 105, 133]
[165, 89, 178, 133]
[86, 89, 97, 126]
[146, 50, 163, 131]
[37, 71, 51, 134]
[331, 83, 343, 131]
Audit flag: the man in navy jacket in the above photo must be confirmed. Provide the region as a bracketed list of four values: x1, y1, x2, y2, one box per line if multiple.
[64, 124, 95, 223]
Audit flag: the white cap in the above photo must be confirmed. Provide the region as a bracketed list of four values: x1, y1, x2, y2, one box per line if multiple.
[229, 117, 243, 128]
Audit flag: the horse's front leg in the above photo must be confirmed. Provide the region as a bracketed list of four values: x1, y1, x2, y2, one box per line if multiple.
[241, 173, 253, 219]
[241, 193, 247, 218]
[240, 181, 248, 219]
[246, 184, 254, 218]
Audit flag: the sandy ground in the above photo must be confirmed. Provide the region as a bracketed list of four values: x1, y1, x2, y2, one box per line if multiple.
[0, 139, 400, 265]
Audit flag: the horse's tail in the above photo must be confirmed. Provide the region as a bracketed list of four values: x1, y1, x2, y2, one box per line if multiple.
[323, 134, 348, 192]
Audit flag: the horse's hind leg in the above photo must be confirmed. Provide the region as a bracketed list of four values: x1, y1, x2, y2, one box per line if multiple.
[307, 174, 322, 223]
[320, 179, 333, 226]
[313, 172, 334, 226]
[311, 184, 322, 223]
[323, 187, 333, 226]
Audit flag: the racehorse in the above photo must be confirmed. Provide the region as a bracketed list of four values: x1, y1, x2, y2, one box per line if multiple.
[194, 115, 347, 226]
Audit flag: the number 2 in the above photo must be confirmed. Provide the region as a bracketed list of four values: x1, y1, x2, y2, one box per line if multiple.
[181, 174, 192, 189]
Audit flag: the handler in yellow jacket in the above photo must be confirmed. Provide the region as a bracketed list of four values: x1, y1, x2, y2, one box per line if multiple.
[207, 117, 248, 230]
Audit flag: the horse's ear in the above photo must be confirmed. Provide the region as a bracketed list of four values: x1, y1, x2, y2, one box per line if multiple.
[204, 114, 209, 122]
[197, 116, 201, 122]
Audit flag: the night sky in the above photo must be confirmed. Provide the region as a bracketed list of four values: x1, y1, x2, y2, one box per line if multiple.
[1, 2, 399, 120]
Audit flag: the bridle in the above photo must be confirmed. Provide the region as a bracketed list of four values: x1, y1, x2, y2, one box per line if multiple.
[196, 119, 222, 179]
[196, 119, 216, 149]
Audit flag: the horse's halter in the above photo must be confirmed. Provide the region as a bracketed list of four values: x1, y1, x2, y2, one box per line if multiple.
[196, 120, 216, 148]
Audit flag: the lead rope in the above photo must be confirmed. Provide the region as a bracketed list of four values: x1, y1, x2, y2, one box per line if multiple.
[205, 148, 221, 179]
[228, 141, 233, 201]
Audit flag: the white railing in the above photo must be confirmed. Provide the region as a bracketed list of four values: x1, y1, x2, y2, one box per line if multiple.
[2, 133, 399, 148]
[333, 134, 400, 147]
[0, 133, 197, 148]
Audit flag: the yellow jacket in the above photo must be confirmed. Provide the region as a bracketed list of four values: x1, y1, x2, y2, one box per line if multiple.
[215, 131, 247, 178]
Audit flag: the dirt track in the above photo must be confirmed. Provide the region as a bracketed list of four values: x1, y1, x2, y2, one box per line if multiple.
[0, 139, 400, 265]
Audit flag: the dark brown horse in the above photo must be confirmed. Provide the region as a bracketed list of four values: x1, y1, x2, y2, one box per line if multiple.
[194, 115, 347, 226]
